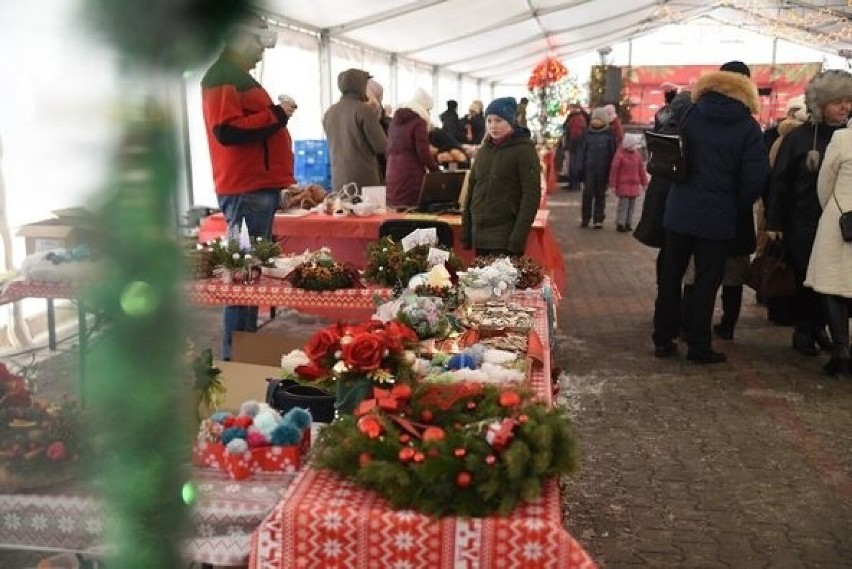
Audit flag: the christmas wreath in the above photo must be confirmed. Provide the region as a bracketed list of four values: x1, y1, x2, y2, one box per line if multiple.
[314, 381, 577, 517]
[470, 255, 545, 290]
[284, 251, 361, 291]
[363, 236, 464, 288]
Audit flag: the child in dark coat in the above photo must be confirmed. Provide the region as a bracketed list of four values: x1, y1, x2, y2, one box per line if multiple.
[579, 107, 616, 228]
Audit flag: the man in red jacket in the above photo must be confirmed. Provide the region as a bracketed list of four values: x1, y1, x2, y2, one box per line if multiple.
[202, 15, 295, 359]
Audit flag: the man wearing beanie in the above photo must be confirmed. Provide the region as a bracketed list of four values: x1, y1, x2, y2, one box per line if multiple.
[462, 96, 541, 256]
[652, 61, 769, 364]
[323, 68, 387, 191]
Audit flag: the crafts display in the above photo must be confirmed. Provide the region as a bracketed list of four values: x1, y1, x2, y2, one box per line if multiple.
[465, 301, 537, 332]
[374, 293, 458, 341]
[470, 255, 545, 290]
[192, 401, 311, 480]
[422, 344, 528, 385]
[0, 363, 86, 491]
[19, 245, 105, 283]
[409, 264, 466, 311]
[459, 257, 519, 301]
[314, 381, 577, 517]
[284, 250, 360, 291]
[363, 235, 463, 288]
[282, 319, 420, 414]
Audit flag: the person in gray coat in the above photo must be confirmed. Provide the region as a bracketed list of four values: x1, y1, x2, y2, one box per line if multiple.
[323, 68, 387, 192]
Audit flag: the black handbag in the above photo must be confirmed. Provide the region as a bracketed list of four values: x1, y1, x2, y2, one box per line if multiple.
[834, 193, 852, 242]
[266, 378, 336, 423]
[745, 238, 798, 298]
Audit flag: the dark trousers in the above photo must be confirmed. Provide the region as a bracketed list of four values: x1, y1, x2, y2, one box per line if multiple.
[653, 231, 731, 355]
[581, 175, 607, 225]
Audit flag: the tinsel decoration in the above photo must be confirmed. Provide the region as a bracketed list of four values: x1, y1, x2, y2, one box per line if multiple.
[80, 1, 251, 567]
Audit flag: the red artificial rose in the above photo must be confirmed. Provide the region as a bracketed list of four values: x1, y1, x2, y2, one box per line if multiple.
[304, 326, 341, 364]
[384, 320, 418, 348]
[341, 332, 385, 371]
[295, 363, 329, 381]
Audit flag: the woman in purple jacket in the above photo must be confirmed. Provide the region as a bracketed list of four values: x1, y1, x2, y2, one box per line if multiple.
[386, 88, 441, 208]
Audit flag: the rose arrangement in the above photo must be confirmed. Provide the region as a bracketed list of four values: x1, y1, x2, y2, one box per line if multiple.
[314, 381, 578, 517]
[376, 293, 456, 340]
[283, 320, 420, 412]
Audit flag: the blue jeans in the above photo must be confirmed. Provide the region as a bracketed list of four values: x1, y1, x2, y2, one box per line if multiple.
[217, 189, 279, 359]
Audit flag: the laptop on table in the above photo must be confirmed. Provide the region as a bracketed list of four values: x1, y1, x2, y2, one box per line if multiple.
[412, 171, 469, 214]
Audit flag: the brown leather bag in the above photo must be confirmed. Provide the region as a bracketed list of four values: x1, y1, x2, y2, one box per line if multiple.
[745, 238, 798, 298]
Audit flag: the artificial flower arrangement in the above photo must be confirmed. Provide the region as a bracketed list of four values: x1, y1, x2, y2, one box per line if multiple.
[459, 257, 519, 301]
[192, 400, 311, 480]
[313, 381, 578, 517]
[282, 319, 420, 414]
[470, 255, 545, 290]
[0, 363, 87, 491]
[202, 221, 281, 283]
[375, 292, 458, 341]
[284, 249, 361, 291]
[363, 235, 464, 288]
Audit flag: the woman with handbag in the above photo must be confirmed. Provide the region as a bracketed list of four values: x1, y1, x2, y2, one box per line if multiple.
[766, 69, 852, 358]
[804, 127, 852, 376]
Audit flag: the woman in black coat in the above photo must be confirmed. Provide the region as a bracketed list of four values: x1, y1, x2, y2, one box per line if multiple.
[766, 69, 852, 356]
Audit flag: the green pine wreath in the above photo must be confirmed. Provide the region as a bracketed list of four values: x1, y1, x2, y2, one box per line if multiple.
[314, 381, 578, 517]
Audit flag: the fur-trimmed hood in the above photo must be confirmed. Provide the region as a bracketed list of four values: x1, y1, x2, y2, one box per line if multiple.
[778, 116, 804, 137]
[691, 70, 760, 114]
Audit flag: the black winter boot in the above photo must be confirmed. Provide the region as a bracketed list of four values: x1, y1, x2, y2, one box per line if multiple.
[713, 285, 742, 340]
[792, 323, 819, 357]
[823, 295, 851, 376]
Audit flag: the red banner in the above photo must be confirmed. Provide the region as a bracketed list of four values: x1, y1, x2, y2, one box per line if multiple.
[624, 62, 821, 126]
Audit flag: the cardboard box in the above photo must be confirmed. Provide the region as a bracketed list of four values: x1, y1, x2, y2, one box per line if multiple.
[215, 360, 282, 412]
[231, 330, 312, 366]
[17, 209, 99, 255]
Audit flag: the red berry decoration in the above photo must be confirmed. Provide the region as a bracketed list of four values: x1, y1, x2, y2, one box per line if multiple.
[456, 471, 472, 488]
[420, 409, 434, 423]
[466, 401, 476, 410]
[398, 447, 415, 462]
[485, 454, 497, 466]
[413, 451, 425, 463]
[399, 434, 411, 444]
[518, 414, 529, 424]
[453, 448, 466, 458]
[423, 427, 446, 442]
[359, 452, 373, 468]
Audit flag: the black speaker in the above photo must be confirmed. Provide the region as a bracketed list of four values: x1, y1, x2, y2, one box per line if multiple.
[604, 67, 622, 102]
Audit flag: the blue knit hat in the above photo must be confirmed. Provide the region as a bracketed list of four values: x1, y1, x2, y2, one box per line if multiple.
[485, 97, 517, 125]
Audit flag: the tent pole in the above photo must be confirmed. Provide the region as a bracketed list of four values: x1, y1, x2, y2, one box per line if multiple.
[433, 65, 440, 114]
[390, 54, 399, 107]
[319, 30, 333, 112]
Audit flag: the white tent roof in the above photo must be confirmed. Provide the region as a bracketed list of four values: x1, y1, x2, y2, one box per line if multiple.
[263, 0, 852, 84]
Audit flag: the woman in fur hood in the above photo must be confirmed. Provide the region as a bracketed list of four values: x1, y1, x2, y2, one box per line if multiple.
[652, 61, 769, 364]
[766, 69, 852, 359]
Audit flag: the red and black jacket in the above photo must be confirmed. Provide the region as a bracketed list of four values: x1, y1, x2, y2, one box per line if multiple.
[202, 53, 295, 195]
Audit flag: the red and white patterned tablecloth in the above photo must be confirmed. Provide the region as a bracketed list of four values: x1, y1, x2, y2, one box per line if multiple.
[248, 294, 596, 568]
[186, 278, 395, 321]
[0, 468, 296, 567]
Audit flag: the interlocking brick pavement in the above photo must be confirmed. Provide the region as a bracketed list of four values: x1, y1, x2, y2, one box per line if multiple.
[551, 190, 852, 568]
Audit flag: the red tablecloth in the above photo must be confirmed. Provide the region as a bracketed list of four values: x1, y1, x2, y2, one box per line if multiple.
[248, 295, 596, 569]
[198, 210, 566, 292]
[186, 277, 393, 321]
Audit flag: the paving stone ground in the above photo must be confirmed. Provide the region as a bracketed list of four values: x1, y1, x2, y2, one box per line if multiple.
[551, 189, 852, 568]
[2, 189, 852, 568]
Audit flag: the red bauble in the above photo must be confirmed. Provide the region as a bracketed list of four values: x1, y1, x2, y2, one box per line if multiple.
[399, 447, 416, 462]
[423, 427, 446, 442]
[498, 391, 521, 408]
[456, 471, 472, 488]
[466, 401, 476, 410]
[420, 409, 434, 423]
[453, 448, 466, 458]
[359, 452, 372, 468]
[485, 454, 497, 466]
[399, 433, 411, 444]
[518, 414, 529, 424]
[413, 451, 425, 463]
[427, 448, 440, 458]
[357, 415, 383, 439]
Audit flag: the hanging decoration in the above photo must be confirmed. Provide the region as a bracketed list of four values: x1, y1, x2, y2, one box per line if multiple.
[527, 57, 569, 136]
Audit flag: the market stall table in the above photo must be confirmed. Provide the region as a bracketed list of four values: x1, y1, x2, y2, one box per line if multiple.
[247, 294, 596, 569]
[186, 277, 394, 322]
[0, 468, 296, 567]
[198, 210, 566, 292]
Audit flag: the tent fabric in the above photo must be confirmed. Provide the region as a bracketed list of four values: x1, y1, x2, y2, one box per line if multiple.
[261, 0, 852, 85]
